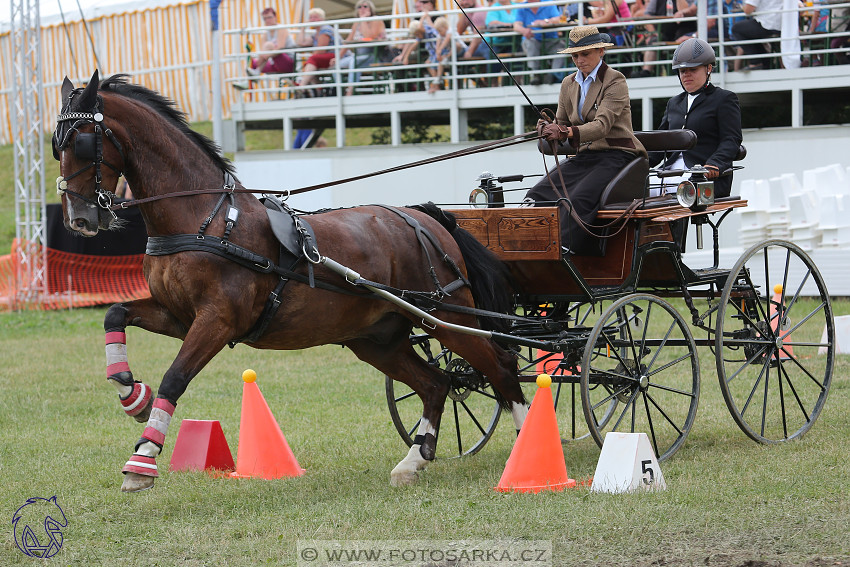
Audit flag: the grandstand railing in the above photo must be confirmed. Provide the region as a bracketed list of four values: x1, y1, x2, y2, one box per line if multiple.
[222, 0, 850, 149]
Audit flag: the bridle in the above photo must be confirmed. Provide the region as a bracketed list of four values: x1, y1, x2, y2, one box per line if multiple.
[53, 92, 126, 221]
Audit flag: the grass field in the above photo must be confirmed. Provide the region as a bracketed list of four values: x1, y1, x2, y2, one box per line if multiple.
[1, 304, 849, 566]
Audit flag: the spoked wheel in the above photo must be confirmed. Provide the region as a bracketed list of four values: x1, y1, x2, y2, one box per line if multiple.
[716, 240, 834, 443]
[385, 333, 501, 458]
[581, 294, 700, 462]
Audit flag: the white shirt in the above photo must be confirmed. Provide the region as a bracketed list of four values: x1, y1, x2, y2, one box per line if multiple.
[744, 0, 783, 32]
[576, 59, 604, 121]
[650, 92, 701, 196]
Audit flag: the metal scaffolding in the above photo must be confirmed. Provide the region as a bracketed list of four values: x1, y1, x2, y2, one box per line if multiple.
[9, 0, 47, 306]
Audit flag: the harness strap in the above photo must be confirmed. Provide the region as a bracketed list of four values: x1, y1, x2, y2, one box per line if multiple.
[236, 276, 289, 346]
[374, 205, 470, 296]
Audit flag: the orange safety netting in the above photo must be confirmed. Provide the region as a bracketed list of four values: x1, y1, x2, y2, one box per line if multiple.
[0, 239, 150, 311]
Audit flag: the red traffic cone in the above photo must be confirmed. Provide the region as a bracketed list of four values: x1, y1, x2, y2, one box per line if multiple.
[495, 374, 576, 493]
[229, 369, 305, 479]
[770, 284, 794, 361]
[169, 419, 235, 473]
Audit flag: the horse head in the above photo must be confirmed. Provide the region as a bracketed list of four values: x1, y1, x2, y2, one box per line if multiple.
[54, 70, 126, 236]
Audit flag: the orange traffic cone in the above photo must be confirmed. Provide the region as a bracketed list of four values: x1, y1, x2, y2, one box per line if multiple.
[770, 284, 794, 361]
[169, 419, 235, 473]
[495, 374, 576, 493]
[229, 369, 305, 479]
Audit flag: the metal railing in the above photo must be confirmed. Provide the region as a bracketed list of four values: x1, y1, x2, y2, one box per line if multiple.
[221, 0, 850, 100]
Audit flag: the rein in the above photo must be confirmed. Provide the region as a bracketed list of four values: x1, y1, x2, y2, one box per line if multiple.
[108, 131, 540, 210]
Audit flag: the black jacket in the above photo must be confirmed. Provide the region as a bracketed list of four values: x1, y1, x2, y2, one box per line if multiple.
[649, 83, 743, 198]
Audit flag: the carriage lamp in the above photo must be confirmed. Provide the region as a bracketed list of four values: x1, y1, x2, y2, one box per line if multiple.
[469, 172, 504, 208]
[675, 180, 715, 211]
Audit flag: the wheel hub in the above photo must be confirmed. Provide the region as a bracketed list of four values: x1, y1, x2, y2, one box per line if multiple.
[639, 374, 649, 389]
[445, 359, 483, 402]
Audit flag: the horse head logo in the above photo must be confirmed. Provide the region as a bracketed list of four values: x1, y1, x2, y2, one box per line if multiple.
[12, 496, 68, 558]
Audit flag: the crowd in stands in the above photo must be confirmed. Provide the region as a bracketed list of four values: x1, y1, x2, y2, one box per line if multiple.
[241, 0, 850, 97]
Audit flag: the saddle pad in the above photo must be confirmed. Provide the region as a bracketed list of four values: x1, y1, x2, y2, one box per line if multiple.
[261, 198, 316, 266]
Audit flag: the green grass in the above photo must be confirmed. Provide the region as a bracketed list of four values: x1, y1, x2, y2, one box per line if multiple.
[1, 305, 849, 566]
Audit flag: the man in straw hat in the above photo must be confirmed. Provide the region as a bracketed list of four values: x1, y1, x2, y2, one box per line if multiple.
[525, 25, 646, 255]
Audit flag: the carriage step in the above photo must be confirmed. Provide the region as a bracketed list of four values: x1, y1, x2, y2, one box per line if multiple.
[690, 267, 730, 282]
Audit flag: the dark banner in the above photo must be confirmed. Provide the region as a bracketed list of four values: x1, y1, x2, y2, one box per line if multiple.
[46, 203, 148, 256]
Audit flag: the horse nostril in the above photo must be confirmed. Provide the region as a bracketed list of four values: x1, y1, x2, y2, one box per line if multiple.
[74, 218, 88, 230]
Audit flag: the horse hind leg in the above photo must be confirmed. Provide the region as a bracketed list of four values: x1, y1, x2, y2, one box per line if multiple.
[344, 331, 449, 487]
[434, 331, 530, 433]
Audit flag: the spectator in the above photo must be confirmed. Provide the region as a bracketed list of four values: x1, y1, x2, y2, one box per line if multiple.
[484, 0, 516, 52]
[294, 8, 339, 97]
[824, 0, 850, 65]
[512, 0, 567, 84]
[246, 7, 295, 77]
[732, 0, 782, 70]
[430, 16, 468, 93]
[649, 37, 743, 198]
[339, 0, 388, 96]
[525, 25, 646, 255]
[457, 0, 491, 60]
[395, 20, 441, 90]
[587, 0, 633, 77]
[634, 0, 698, 77]
[392, 0, 436, 65]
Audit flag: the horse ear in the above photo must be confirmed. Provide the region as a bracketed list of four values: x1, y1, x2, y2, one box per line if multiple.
[78, 70, 100, 110]
[61, 77, 74, 100]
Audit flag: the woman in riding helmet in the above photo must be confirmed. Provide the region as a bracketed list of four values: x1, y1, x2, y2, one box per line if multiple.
[650, 37, 742, 198]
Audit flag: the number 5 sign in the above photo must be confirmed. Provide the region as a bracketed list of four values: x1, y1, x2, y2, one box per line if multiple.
[591, 432, 667, 493]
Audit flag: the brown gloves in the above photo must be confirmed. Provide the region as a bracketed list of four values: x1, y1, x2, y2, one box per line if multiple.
[537, 122, 571, 143]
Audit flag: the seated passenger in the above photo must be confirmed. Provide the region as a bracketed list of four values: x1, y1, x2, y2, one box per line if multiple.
[525, 25, 646, 255]
[649, 38, 743, 197]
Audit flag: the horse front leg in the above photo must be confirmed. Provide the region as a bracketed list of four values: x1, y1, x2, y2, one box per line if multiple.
[119, 316, 230, 493]
[104, 300, 188, 423]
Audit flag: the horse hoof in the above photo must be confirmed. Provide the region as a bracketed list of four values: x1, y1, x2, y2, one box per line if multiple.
[390, 468, 420, 487]
[121, 472, 155, 492]
[132, 399, 152, 423]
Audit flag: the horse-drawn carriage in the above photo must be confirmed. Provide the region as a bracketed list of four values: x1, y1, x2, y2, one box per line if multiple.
[54, 72, 835, 490]
[386, 129, 835, 463]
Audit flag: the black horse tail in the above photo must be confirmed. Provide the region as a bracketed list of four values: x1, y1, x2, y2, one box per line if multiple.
[411, 202, 515, 334]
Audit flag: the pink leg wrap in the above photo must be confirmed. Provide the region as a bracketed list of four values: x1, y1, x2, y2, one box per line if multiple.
[122, 454, 159, 477]
[120, 382, 152, 418]
[141, 398, 176, 446]
[106, 331, 153, 418]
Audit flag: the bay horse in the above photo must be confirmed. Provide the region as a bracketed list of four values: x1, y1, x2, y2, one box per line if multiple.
[54, 71, 528, 492]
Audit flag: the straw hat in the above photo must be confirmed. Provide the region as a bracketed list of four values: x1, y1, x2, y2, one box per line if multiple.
[559, 25, 615, 54]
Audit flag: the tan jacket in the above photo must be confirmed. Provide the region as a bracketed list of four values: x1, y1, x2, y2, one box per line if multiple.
[555, 61, 647, 158]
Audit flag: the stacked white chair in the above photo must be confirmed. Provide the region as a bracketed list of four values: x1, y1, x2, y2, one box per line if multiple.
[764, 177, 790, 240]
[737, 179, 771, 247]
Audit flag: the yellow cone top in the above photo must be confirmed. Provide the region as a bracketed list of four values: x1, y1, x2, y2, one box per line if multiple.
[536, 374, 552, 388]
[773, 284, 783, 295]
[242, 369, 257, 383]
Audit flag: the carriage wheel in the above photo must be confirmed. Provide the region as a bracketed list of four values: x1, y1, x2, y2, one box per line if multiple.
[385, 333, 501, 458]
[716, 240, 834, 444]
[581, 294, 700, 462]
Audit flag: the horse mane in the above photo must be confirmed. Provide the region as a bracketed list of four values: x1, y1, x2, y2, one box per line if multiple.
[98, 74, 235, 176]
